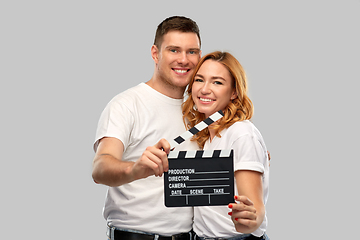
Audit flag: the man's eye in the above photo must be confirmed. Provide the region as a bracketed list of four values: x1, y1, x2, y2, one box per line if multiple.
[170, 49, 177, 53]
[189, 50, 199, 55]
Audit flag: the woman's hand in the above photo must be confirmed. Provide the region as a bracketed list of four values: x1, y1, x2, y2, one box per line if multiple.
[228, 195, 259, 233]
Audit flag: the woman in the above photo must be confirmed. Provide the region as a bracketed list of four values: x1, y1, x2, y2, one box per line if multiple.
[182, 51, 270, 239]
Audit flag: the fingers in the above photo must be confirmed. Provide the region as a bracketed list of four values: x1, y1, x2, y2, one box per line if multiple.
[145, 146, 169, 176]
[153, 138, 170, 172]
[143, 147, 167, 176]
[228, 199, 256, 214]
[154, 138, 171, 154]
[235, 195, 254, 207]
[228, 195, 257, 228]
[133, 139, 170, 179]
[234, 215, 258, 231]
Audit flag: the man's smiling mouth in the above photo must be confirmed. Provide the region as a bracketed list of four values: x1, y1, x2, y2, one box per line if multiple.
[173, 69, 189, 74]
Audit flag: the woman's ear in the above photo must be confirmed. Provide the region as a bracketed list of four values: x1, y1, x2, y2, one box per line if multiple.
[231, 90, 238, 100]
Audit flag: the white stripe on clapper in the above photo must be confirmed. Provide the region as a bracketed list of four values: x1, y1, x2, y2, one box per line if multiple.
[169, 110, 224, 150]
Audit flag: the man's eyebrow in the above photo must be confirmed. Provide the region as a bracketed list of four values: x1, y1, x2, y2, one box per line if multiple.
[189, 48, 201, 52]
[165, 45, 180, 49]
[165, 46, 200, 52]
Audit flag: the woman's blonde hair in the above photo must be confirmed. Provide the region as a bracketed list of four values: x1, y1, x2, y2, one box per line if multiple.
[182, 51, 254, 149]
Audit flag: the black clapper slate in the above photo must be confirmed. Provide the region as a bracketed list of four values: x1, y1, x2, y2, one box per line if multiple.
[164, 149, 234, 207]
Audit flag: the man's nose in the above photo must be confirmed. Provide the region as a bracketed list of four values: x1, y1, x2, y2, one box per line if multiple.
[177, 52, 189, 65]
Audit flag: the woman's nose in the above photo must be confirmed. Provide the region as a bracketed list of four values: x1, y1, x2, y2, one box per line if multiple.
[200, 83, 211, 94]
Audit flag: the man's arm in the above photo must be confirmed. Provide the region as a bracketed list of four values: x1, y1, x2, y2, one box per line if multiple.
[92, 137, 170, 187]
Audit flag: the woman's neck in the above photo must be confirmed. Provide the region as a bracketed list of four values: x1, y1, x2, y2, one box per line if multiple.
[209, 127, 216, 143]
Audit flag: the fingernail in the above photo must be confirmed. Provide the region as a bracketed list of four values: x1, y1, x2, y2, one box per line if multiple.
[234, 196, 238, 200]
[228, 212, 232, 216]
[228, 204, 233, 208]
[235, 218, 238, 221]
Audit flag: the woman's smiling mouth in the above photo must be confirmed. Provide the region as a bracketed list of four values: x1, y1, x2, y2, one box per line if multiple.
[199, 97, 214, 102]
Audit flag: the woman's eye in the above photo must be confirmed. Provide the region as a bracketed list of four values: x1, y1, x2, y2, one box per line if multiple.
[194, 78, 203, 82]
[214, 81, 223, 85]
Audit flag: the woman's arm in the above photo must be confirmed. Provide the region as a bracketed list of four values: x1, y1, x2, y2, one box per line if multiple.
[228, 170, 265, 234]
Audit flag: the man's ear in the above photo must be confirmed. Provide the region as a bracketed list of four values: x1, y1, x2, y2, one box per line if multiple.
[151, 45, 159, 64]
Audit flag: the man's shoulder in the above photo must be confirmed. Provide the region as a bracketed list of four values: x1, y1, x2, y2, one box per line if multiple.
[114, 83, 145, 97]
[110, 83, 147, 103]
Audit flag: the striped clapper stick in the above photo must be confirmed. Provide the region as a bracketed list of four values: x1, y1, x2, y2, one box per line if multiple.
[169, 110, 224, 150]
[164, 149, 234, 207]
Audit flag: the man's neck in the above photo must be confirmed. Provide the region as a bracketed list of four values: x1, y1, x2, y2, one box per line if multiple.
[146, 77, 186, 99]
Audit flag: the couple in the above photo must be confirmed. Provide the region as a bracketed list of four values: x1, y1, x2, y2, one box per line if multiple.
[92, 16, 270, 240]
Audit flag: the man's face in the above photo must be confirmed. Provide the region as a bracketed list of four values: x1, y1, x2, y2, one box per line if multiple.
[153, 31, 201, 89]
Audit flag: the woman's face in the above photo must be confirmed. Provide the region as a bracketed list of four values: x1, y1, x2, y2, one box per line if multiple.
[192, 60, 237, 118]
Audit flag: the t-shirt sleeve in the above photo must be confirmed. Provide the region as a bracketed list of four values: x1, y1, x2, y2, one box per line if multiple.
[93, 98, 134, 152]
[232, 134, 267, 173]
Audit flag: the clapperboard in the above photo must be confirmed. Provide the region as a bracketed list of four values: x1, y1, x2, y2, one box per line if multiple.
[164, 110, 235, 207]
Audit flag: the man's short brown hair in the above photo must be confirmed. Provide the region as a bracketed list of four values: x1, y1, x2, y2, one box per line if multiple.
[153, 16, 201, 50]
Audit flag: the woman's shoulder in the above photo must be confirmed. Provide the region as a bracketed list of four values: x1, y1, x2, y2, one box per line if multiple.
[222, 120, 263, 141]
[229, 120, 255, 132]
[228, 120, 265, 144]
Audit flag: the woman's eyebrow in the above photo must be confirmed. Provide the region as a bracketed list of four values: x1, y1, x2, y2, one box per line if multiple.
[195, 74, 204, 78]
[196, 73, 226, 81]
[212, 76, 226, 81]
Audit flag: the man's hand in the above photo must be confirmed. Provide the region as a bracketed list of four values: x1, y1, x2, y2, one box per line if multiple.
[131, 138, 171, 179]
[92, 137, 171, 187]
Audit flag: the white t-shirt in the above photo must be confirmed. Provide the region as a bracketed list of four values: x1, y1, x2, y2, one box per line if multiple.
[193, 120, 270, 238]
[94, 83, 198, 236]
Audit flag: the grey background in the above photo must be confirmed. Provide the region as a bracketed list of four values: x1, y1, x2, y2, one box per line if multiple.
[1, 0, 359, 239]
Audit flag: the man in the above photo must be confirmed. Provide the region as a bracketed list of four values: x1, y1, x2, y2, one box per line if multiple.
[92, 16, 202, 240]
